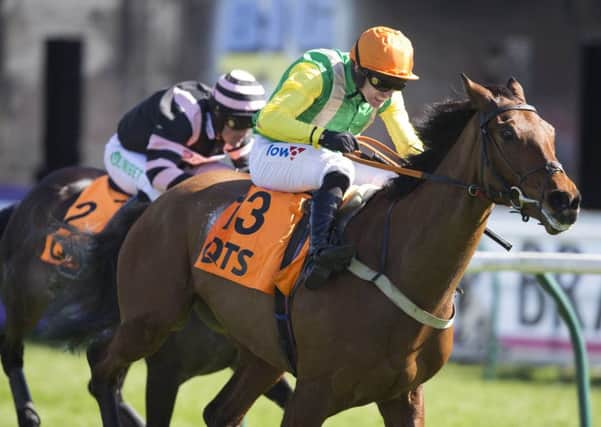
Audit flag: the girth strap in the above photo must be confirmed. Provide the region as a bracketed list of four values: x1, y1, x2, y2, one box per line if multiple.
[272, 185, 383, 374]
[347, 258, 455, 329]
[274, 288, 298, 375]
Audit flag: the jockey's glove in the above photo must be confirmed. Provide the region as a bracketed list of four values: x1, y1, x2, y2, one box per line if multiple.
[319, 130, 359, 153]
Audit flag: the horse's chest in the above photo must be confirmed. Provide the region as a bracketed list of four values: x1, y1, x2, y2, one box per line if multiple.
[368, 361, 445, 403]
[330, 359, 419, 406]
[386, 327, 454, 389]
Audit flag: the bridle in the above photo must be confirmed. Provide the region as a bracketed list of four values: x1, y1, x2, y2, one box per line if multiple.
[478, 103, 565, 221]
[344, 101, 566, 249]
[350, 103, 565, 220]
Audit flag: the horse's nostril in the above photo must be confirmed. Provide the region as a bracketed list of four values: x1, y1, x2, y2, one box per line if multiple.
[570, 194, 581, 210]
[547, 190, 570, 211]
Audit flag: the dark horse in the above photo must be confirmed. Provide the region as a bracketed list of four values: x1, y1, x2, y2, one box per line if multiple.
[87, 75, 581, 426]
[0, 167, 291, 427]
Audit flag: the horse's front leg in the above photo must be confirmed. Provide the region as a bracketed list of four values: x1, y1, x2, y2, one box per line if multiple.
[377, 385, 425, 427]
[115, 373, 145, 427]
[144, 350, 182, 427]
[263, 377, 293, 408]
[88, 306, 186, 427]
[0, 288, 46, 427]
[88, 342, 145, 427]
[0, 332, 40, 427]
[87, 338, 124, 427]
[280, 378, 337, 427]
[88, 342, 147, 427]
[203, 348, 285, 427]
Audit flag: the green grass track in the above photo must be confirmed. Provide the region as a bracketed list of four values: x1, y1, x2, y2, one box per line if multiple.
[0, 342, 599, 426]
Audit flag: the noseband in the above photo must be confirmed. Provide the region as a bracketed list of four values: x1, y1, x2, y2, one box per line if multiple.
[479, 104, 564, 222]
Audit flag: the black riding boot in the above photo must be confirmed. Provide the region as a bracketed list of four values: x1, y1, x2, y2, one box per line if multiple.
[304, 177, 355, 290]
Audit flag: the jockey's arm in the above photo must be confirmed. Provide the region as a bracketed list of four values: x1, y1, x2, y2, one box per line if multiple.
[379, 91, 424, 157]
[255, 62, 326, 147]
[144, 95, 217, 191]
[145, 134, 193, 192]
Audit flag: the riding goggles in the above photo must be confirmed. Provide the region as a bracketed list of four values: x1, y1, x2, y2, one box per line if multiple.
[224, 115, 254, 130]
[366, 70, 408, 92]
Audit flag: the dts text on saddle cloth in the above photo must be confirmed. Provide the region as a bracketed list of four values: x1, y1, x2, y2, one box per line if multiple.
[40, 175, 129, 266]
[194, 185, 310, 295]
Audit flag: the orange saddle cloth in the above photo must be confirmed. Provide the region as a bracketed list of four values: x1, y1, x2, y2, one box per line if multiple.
[40, 175, 129, 266]
[194, 185, 311, 296]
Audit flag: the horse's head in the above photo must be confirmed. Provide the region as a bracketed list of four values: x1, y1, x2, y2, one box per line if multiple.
[461, 74, 580, 234]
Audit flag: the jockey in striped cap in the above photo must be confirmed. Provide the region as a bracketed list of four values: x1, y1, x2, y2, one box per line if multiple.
[104, 69, 266, 201]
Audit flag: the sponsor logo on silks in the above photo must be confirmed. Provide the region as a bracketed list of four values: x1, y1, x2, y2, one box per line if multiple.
[110, 151, 144, 180]
[266, 144, 307, 160]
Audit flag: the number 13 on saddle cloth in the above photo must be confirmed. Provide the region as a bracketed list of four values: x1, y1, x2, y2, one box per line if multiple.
[194, 185, 312, 296]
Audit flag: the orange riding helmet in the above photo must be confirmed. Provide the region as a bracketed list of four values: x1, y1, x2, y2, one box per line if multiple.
[350, 26, 419, 88]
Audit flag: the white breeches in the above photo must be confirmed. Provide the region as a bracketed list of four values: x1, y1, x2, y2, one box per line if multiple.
[104, 134, 231, 201]
[248, 135, 397, 192]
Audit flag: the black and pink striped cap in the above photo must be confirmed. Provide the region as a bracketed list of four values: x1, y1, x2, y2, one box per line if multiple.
[212, 69, 266, 116]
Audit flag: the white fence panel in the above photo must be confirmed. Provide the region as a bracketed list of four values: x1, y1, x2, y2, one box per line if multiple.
[454, 209, 601, 366]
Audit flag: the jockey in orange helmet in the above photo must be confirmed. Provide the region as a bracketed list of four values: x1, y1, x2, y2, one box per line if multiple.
[249, 26, 424, 289]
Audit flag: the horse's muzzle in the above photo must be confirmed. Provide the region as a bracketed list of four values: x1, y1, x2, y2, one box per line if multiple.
[547, 189, 581, 224]
[540, 189, 581, 234]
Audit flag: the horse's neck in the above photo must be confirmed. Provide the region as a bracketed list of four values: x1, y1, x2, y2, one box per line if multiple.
[361, 116, 493, 318]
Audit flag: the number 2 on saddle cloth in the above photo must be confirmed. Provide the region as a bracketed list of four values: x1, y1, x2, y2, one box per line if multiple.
[194, 186, 312, 296]
[40, 176, 129, 268]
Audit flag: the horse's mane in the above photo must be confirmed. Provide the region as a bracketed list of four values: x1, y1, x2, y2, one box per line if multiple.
[0, 204, 16, 236]
[385, 85, 516, 198]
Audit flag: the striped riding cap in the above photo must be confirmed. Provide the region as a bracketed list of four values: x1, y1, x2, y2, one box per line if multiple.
[212, 69, 266, 116]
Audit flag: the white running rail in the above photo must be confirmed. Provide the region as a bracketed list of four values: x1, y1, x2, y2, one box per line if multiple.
[468, 251, 601, 274]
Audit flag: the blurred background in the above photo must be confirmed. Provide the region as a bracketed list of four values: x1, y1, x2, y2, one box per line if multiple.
[0, 0, 601, 424]
[1, 0, 599, 194]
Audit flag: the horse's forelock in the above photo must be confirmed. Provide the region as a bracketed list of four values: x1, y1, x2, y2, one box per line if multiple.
[486, 84, 518, 100]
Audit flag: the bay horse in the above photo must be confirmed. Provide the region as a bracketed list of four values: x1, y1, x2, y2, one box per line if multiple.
[0, 167, 291, 427]
[88, 75, 581, 426]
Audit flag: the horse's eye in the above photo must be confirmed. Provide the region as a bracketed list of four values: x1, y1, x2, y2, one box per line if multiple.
[500, 129, 515, 141]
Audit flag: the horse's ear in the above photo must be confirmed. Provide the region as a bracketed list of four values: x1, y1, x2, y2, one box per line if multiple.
[507, 76, 527, 102]
[461, 73, 495, 110]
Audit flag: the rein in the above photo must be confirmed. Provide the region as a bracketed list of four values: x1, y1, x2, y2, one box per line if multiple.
[350, 104, 563, 210]
[349, 103, 565, 238]
[347, 137, 483, 198]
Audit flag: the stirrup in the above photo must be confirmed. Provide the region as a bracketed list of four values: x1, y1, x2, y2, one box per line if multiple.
[313, 244, 355, 270]
[304, 261, 332, 290]
[304, 244, 355, 290]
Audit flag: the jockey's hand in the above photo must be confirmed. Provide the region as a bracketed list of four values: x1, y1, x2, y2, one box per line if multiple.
[224, 137, 253, 171]
[319, 130, 359, 153]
